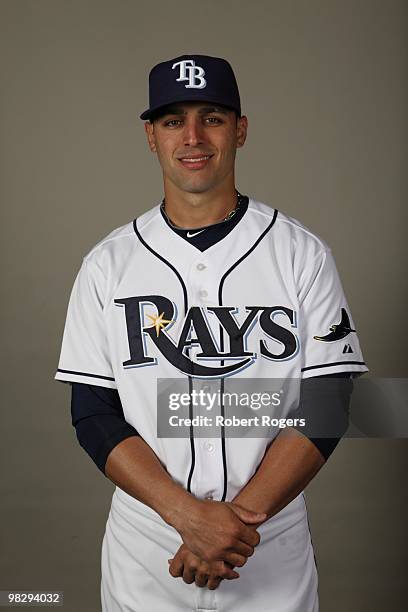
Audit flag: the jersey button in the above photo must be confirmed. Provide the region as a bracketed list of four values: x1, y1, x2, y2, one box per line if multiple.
[205, 494, 214, 500]
[196, 263, 206, 271]
[204, 441, 214, 452]
[199, 289, 208, 299]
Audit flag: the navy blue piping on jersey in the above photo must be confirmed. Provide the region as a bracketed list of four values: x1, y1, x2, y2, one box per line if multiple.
[133, 219, 196, 493]
[217, 209, 279, 501]
[133, 219, 188, 314]
[301, 361, 366, 373]
[57, 368, 115, 382]
[185, 356, 195, 494]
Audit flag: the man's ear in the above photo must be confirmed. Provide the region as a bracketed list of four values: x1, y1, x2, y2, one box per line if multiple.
[236, 115, 248, 149]
[144, 121, 157, 153]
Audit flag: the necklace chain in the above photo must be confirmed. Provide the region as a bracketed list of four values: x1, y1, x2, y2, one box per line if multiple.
[161, 191, 242, 228]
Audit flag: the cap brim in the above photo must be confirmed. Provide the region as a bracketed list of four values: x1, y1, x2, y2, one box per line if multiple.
[139, 108, 154, 120]
[139, 98, 238, 121]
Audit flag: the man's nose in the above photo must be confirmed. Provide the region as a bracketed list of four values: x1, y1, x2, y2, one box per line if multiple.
[182, 117, 204, 146]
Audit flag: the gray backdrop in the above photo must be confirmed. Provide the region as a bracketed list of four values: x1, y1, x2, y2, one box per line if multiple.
[1, 1, 407, 610]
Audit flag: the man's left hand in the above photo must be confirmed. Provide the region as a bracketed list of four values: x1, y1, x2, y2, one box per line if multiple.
[168, 543, 240, 590]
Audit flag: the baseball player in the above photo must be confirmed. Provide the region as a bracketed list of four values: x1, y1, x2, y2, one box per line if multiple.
[55, 54, 368, 611]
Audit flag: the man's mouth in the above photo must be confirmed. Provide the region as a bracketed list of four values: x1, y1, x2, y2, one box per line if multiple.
[178, 155, 214, 169]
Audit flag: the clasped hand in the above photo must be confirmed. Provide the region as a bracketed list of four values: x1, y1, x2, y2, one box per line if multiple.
[168, 499, 265, 590]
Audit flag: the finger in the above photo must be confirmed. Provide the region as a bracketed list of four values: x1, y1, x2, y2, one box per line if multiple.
[182, 564, 197, 584]
[211, 561, 239, 580]
[224, 552, 248, 568]
[239, 525, 261, 548]
[207, 576, 222, 590]
[168, 555, 184, 578]
[228, 538, 255, 559]
[222, 566, 240, 580]
[194, 572, 208, 588]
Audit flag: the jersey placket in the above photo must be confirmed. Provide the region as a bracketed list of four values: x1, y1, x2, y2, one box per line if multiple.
[188, 254, 225, 501]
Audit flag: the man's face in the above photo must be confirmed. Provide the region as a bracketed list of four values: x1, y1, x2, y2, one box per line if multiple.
[144, 102, 247, 195]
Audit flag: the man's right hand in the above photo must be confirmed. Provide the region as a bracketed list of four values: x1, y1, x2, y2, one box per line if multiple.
[169, 498, 266, 566]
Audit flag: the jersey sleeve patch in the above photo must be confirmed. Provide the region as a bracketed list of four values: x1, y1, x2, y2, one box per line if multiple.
[298, 249, 368, 379]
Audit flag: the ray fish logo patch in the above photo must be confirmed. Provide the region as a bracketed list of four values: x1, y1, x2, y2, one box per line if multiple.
[313, 308, 355, 342]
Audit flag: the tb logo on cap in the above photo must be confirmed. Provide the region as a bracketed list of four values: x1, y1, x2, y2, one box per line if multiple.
[172, 59, 206, 89]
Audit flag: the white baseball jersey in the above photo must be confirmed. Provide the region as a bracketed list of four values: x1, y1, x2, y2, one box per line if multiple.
[55, 197, 367, 611]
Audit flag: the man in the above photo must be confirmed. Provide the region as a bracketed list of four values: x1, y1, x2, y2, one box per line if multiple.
[55, 54, 368, 611]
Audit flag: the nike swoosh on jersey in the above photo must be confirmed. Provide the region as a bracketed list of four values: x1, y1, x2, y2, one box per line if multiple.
[186, 229, 205, 238]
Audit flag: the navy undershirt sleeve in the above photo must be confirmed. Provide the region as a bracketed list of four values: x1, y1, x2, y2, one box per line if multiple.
[70, 383, 139, 474]
[297, 372, 354, 461]
[71, 372, 355, 474]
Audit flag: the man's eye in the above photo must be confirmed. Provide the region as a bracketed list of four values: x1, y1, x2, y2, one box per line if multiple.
[164, 119, 182, 127]
[205, 117, 222, 124]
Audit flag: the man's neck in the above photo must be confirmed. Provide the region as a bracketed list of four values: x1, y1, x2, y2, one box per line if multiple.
[162, 184, 239, 229]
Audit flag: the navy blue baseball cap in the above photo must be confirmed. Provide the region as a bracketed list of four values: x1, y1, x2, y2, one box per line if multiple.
[140, 54, 241, 121]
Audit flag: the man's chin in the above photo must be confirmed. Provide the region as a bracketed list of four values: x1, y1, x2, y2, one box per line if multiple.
[175, 180, 217, 195]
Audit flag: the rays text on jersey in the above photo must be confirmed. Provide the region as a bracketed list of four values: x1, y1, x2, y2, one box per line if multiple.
[114, 295, 299, 377]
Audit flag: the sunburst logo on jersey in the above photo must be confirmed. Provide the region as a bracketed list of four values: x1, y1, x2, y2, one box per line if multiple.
[145, 312, 174, 337]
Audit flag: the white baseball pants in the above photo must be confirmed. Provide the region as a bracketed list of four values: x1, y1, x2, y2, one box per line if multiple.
[101, 487, 318, 612]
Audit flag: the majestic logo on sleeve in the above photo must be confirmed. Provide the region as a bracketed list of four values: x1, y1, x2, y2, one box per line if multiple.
[114, 295, 299, 378]
[313, 308, 356, 342]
